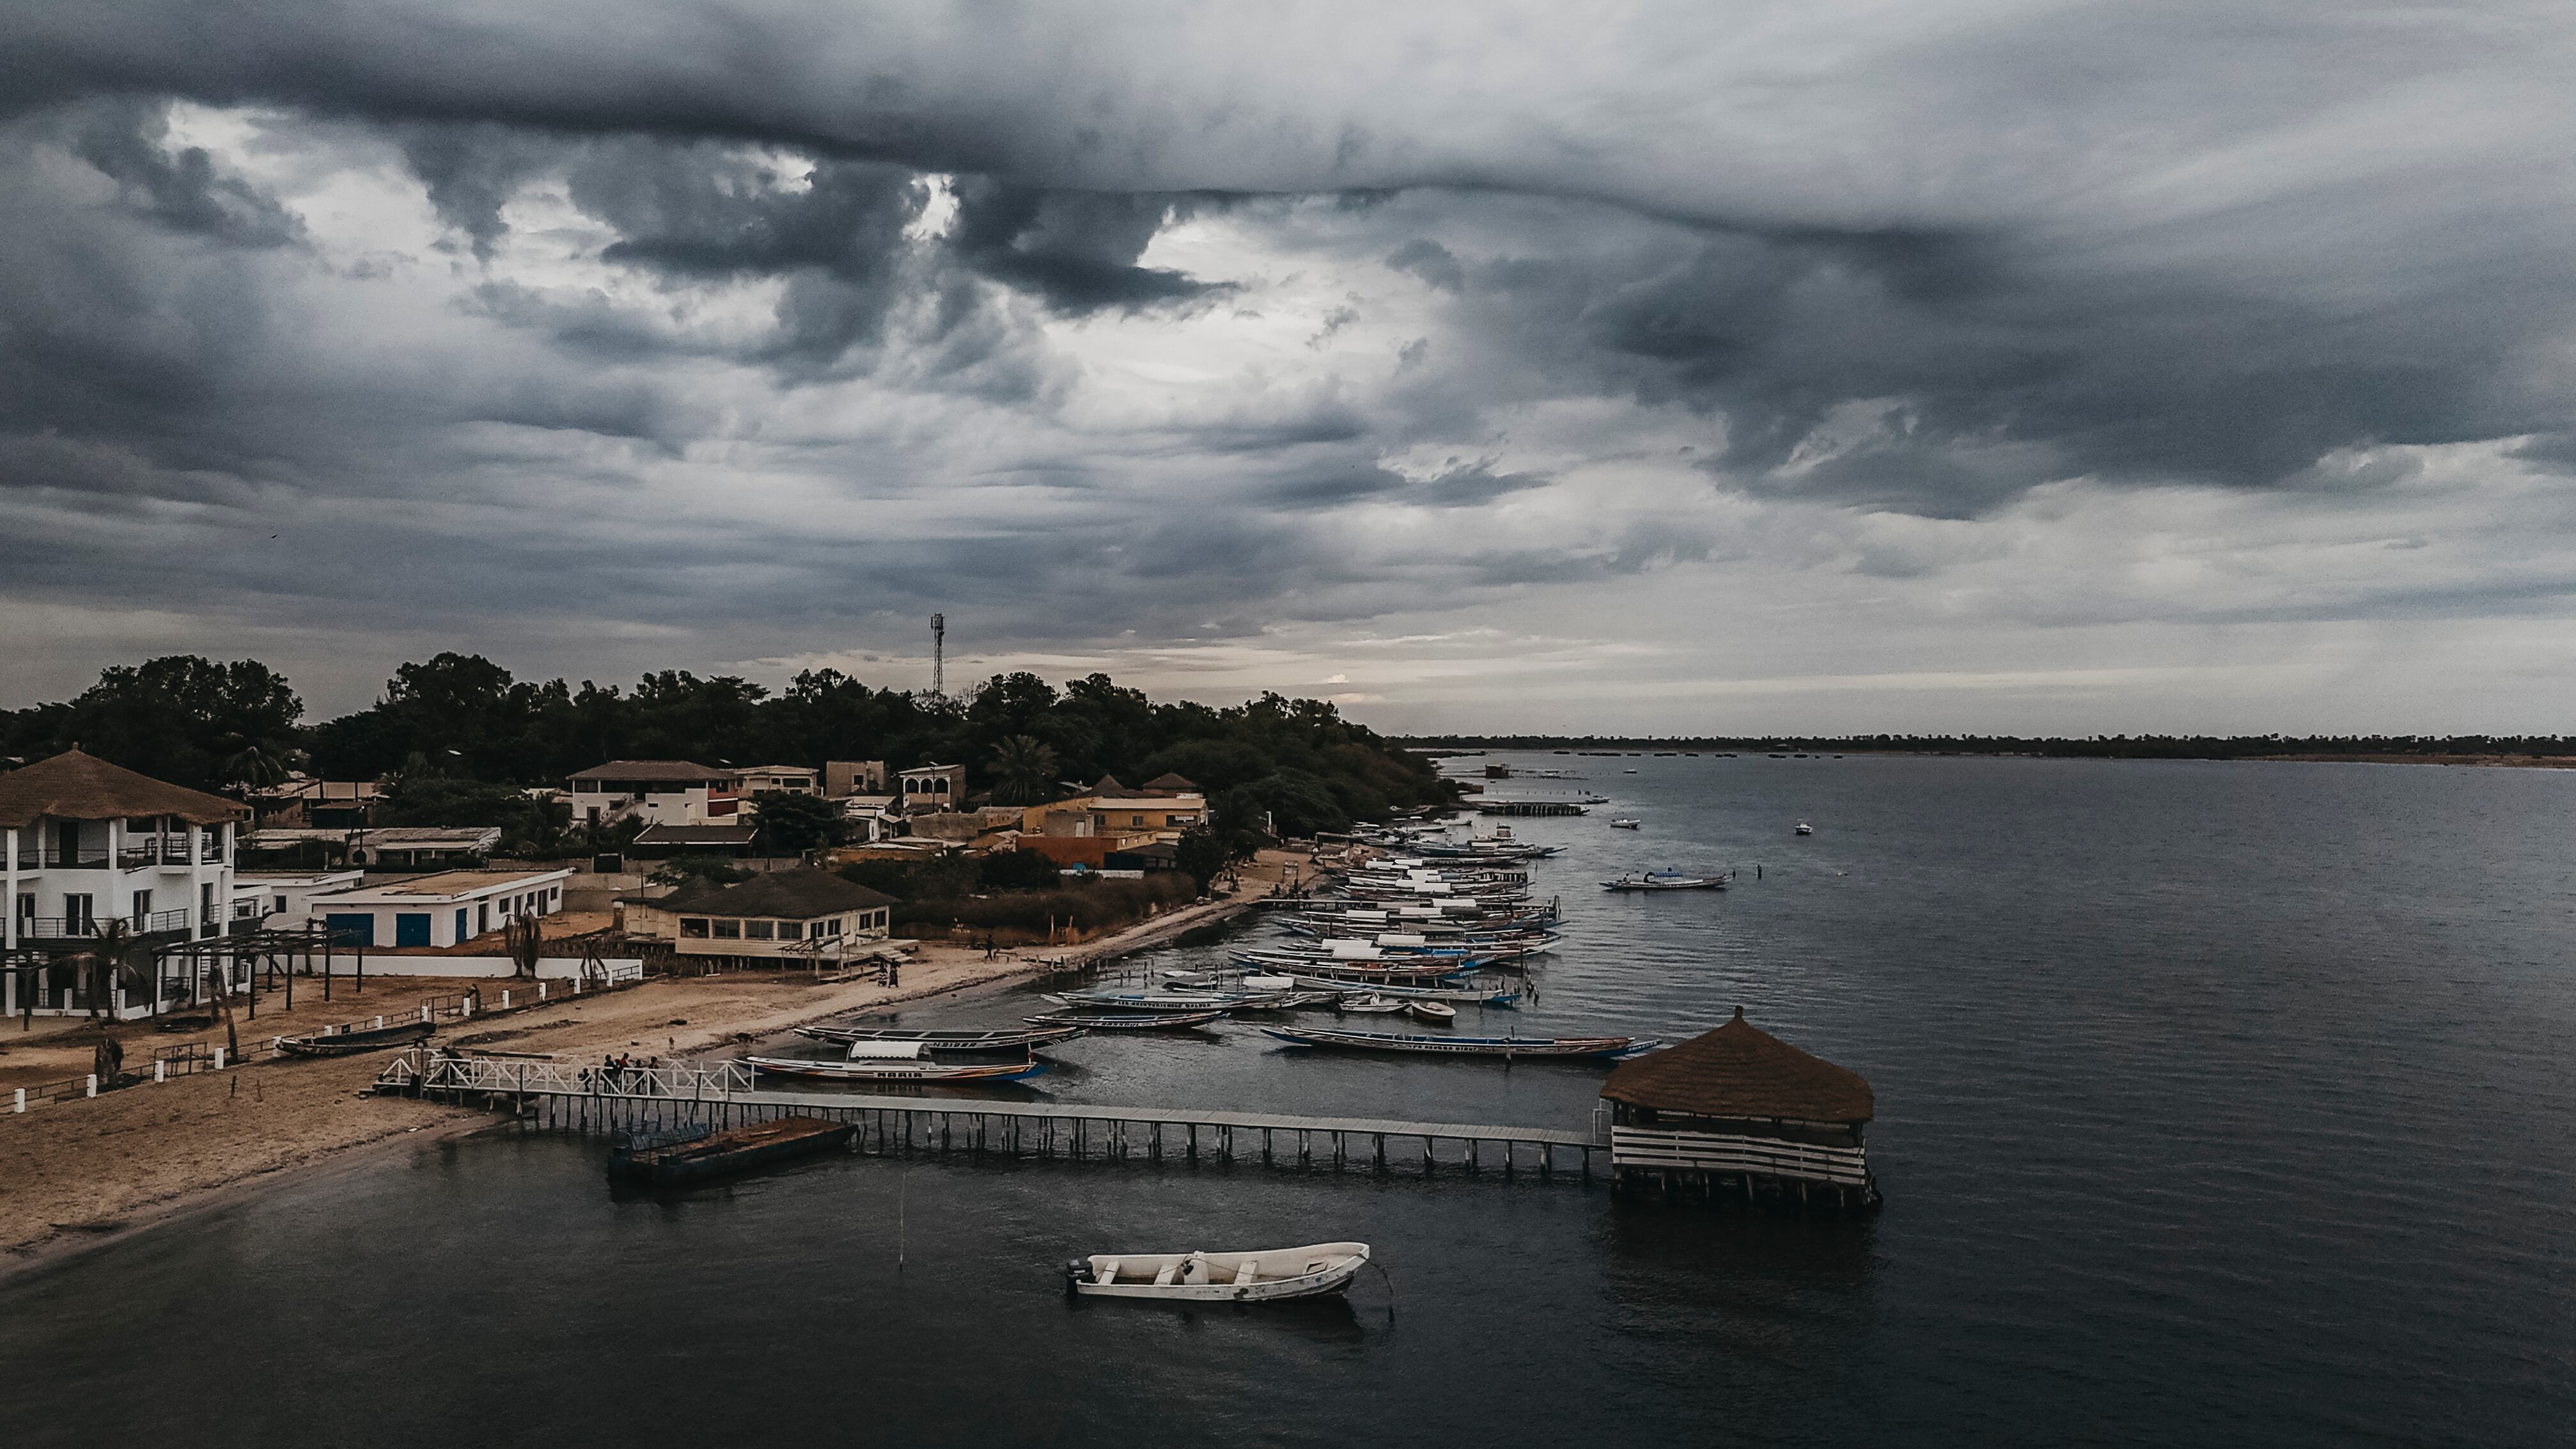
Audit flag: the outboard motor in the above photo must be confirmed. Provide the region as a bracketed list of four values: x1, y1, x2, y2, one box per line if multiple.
[1063, 1258, 1092, 1292]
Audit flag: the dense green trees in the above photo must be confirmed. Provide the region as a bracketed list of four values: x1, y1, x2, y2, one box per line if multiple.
[2, 655, 1456, 835]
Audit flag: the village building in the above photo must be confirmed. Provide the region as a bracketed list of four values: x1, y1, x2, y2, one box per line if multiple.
[824, 760, 888, 797]
[1598, 1006, 1881, 1211]
[837, 794, 904, 842]
[567, 760, 741, 827]
[0, 749, 250, 1016]
[1086, 788, 1206, 842]
[735, 764, 822, 797]
[238, 824, 499, 870]
[236, 869, 367, 921]
[1019, 795, 1099, 838]
[896, 763, 967, 813]
[312, 868, 572, 948]
[246, 776, 380, 829]
[622, 869, 896, 966]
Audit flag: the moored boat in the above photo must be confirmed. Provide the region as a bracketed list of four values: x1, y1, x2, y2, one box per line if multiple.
[1336, 994, 1409, 1014]
[1600, 871, 1726, 891]
[1407, 1000, 1458, 1024]
[1065, 1242, 1371, 1302]
[275, 1019, 435, 1058]
[1261, 1026, 1644, 1058]
[796, 1025, 1083, 1051]
[1024, 1009, 1228, 1031]
[610, 1115, 852, 1186]
[744, 1041, 1046, 1083]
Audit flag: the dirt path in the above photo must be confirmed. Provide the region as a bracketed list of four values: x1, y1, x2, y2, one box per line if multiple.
[0, 850, 1310, 1271]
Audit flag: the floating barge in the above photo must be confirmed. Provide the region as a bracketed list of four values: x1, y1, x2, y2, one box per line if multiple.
[606, 1114, 852, 1186]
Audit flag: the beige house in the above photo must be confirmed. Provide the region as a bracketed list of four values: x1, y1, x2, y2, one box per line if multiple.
[627, 869, 897, 964]
[735, 765, 822, 797]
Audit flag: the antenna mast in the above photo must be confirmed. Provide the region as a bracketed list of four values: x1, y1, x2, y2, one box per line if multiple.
[931, 613, 945, 698]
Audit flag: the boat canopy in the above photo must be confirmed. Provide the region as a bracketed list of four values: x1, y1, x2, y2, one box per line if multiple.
[845, 1040, 928, 1060]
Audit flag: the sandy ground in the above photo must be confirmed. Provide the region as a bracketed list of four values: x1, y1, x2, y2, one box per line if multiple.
[0, 850, 1312, 1271]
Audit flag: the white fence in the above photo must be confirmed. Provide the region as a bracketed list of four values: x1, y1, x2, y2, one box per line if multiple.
[357, 956, 644, 982]
[1608, 1126, 1871, 1187]
[384, 1051, 752, 1100]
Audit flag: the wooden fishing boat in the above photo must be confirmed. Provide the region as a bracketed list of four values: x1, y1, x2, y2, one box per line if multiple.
[611, 1116, 851, 1186]
[1260, 1026, 1644, 1058]
[744, 1042, 1047, 1083]
[1600, 871, 1726, 891]
[1065, 1242, 1371, 1302]
[275, 1019, 435, 1058]
[1610, 818, 1642, 829]
[1286, 975, 1520, 1006]
[1336, 994, 1410, 1014]
[1045, 989, 1277, 1012]
[796, 1024, 1084, 1051]
[1407, 1000, 1458, 1024]
[1024, 1009, 1228, 1031]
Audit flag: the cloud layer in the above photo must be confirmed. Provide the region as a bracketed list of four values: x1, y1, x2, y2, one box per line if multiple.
[3, 3, 2574, 728]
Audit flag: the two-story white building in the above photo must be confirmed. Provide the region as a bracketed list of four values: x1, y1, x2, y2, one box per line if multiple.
[566, 760, 740, 827]
[0, 750, 248, 1017]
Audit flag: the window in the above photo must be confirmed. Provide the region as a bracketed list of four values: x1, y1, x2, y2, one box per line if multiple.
[745, 920, 775, 940]
[680, 918, 710, 939]
[777, 920, 803, 940]
[131, 889, 152, 926]
[824, 918, 841, 936]
[712, 920, 740, 939]
[65, 894, 95, 933]
[274, 895, 288, 914]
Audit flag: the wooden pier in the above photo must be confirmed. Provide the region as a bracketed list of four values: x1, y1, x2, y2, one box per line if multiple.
[379, 1051, 1606, 1184]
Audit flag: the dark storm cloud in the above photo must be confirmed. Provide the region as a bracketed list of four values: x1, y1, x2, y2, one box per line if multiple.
[947, 180, 1231, 314]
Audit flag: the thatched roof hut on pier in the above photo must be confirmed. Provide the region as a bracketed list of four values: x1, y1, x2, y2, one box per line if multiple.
[1599, 1007, 1880, 1211]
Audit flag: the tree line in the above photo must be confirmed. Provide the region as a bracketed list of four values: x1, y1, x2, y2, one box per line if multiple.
[0, 654, 1456, 852]
[1403, 732, 2576, 759]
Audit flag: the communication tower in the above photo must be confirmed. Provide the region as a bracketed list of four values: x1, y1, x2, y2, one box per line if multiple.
[931, 613, 945, 697]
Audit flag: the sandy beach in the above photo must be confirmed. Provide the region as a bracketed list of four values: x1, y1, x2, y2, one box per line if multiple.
[0, 850, 1309, 1271]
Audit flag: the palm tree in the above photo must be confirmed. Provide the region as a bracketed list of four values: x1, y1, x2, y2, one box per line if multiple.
[70, 921, 143, 1081]
[987, 735, 1061, 805]
[219, 739, 292, 797]
[502, 912, 543, 980]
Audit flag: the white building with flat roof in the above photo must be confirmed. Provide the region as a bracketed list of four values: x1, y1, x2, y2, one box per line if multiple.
[310, 868, 572, 950]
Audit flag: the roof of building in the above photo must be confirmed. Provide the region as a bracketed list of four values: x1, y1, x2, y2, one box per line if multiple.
[735, 764, 818, 776]
[1091, 773, 1127, 793]
[568, 760, 732, 783]
[0, 749, 249, 829]
[341, 868, 570, 898]
[673, 868, 896, 919]
[1140, 772, 1198, 792]
[900, 762, 962, 774]
[1599, 1008, 1875, 1124]
[365, 826, 502, 847]
[633, 822, 760, 846]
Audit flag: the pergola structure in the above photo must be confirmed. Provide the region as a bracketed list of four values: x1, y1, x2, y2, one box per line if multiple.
[152, 925, 356, 1019]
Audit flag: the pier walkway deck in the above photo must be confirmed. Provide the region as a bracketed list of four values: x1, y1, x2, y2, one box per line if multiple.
[379, 1051, 1609, 1182]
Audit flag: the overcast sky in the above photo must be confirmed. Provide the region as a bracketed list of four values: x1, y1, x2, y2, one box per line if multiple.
[4, 3, 2573, 733]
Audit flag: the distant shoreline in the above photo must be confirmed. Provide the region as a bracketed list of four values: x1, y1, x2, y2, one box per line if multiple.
[1401, 741, 2576, 768]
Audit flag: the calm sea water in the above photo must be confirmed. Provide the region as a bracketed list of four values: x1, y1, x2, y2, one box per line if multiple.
[4, 755, 2572, 1446]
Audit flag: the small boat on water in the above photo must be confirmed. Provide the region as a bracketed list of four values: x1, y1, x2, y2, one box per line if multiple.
[1407, 1000, 1458, 1024]
[796, 1025, 1083, 1051]
[1047, 989, 1279, 1012]
[1609, 818, 1642, 829]
[1066, 1242, 1371, 1302]
[1336, 994, 1410, 1014]
[1795, 820, 1815, 835]
[1261, 1026, 1645, 1058]
[1286, 975, 1519, 1006]
[1600, 871, 1726, 892]
[1024, 1009, 1228, 1031]
[609, 1116, 851, 1186]
[744, 1041, 1046, 1083]
[275, 1019, 435, 1058]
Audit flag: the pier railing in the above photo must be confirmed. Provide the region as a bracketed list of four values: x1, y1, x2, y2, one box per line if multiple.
[385, 1051, 754, 1100]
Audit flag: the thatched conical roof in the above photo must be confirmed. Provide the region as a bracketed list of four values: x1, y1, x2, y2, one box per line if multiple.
[1601, 1007, 1873, 1123]
[0, 750, 247, 829]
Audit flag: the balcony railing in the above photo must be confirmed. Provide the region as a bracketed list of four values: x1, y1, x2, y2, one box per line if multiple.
[4, 836, 226, 871]
[15, 909, 196, 939]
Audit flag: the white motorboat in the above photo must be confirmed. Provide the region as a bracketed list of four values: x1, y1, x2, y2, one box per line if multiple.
[1407, 1000, 1458, 1024]
[1795, 820, 1815, 835]
[1609, 818, 1642, 829]
[1065, 1242, 1371, 1302]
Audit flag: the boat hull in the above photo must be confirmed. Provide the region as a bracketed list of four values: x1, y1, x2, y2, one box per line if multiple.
[1261, 1026, 1637, 1058]
[1068, 1242, 1369, 1303]
[276, 1021, 435, 1057]
[742, 1055, 1045, 1083]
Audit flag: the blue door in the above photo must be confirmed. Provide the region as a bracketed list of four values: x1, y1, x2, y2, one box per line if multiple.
[394, 913, 432, 947]
[456, 909, 468, 942]
[324, 912, 375, 947]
